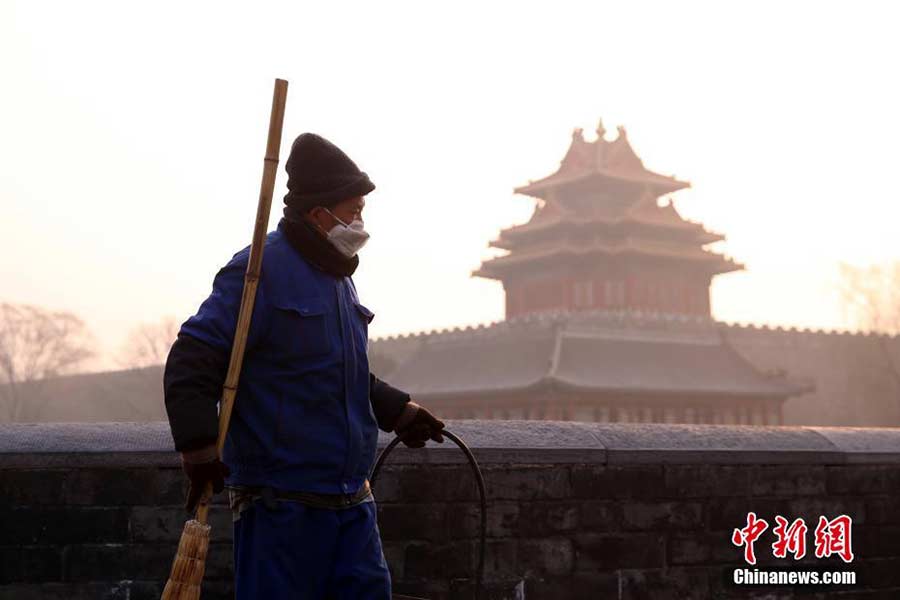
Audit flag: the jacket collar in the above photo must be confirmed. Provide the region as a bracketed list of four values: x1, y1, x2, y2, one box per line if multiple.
[277, 216, 359, 278]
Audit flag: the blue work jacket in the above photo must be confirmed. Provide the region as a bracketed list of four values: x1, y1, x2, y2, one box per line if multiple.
[179, 224, 380, 495]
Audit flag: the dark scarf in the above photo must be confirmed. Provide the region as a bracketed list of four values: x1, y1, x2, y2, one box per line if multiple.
[278, 210, 359, 277]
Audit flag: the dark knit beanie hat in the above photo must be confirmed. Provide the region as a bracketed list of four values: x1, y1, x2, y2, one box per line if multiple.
[283, 133, 375, 211]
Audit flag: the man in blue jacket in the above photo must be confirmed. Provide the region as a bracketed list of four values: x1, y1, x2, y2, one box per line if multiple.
[163, 133, 445, 599]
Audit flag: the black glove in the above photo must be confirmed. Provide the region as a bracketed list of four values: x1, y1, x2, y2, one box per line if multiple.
[182, 458, 230, 514]
[396, 404, 445, 448]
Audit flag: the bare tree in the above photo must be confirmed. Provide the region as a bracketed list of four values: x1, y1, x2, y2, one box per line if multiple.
[838, 261, 900, 390]
[116, 316, 179, 369]
[0, 303, 95, 422]
[840, 262, 900, 334]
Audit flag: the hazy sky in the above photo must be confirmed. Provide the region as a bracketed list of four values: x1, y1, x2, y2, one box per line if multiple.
[3, 2, 899, 371]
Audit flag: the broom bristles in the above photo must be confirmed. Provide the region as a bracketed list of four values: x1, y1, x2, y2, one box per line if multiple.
[161, 519, 211, 600]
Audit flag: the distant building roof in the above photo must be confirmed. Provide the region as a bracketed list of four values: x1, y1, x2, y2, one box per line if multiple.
[488, 201, 724, 250]
[1, 366, 166, 423]
[383, 312, 806, 401]
[474, 236, 743, 279]
[514, 123, 690, 199]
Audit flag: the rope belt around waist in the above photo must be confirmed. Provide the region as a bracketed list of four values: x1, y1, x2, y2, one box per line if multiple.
[227, 479, 372, 516]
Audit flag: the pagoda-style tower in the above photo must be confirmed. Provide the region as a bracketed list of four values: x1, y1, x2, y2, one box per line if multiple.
[474, 121, 742, 319]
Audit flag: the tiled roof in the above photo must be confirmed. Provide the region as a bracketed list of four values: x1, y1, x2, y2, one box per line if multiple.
[551, 332, 803, 397]
[381, 328, 556, 396]
[0, 366, 167, 422]
[382, 313, 805, 400]
[475, 236, 743, 278]
[514, 124, 689, 198]
[491, 201, 719, 244]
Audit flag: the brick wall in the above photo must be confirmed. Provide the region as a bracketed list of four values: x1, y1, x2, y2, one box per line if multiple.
[369, 314, 900, 429]
[722, 325, 900, 427]
[2, 421, 900, 599]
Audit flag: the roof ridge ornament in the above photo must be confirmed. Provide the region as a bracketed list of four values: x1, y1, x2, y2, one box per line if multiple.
[595, 118, 607, 140]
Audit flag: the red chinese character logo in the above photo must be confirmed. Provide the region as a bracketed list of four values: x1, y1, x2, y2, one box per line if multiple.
[814, 515, 854, 563]
[771, 515, 808, 560]
[732, 512, 769, 565]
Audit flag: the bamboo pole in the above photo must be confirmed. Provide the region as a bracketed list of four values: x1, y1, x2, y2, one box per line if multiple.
[161, 77, 289, 600]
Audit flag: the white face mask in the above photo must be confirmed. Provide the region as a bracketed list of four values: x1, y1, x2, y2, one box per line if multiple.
[324, 208, 370, 258]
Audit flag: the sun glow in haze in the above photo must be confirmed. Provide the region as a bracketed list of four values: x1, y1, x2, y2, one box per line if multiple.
[2, 1, 899, 370]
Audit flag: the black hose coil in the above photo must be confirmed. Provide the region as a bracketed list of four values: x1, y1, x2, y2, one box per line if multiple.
[370, 430, 487, 600]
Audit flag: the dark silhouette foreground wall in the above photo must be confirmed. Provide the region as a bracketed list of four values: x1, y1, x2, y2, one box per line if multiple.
[2, 421, 900, 599]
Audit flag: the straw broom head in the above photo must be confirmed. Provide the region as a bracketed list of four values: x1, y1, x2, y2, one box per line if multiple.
[159, 77, 288, 599]
[160, 519, 211, 600]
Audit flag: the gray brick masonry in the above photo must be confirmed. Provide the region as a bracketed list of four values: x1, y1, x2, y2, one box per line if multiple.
[2, 421, 900, 599]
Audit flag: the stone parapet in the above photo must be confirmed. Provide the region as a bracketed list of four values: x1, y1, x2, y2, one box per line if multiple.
[1, 421, 899, 599]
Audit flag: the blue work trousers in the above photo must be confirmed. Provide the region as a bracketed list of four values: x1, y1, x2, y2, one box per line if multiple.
[233, 498, 391, 599]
